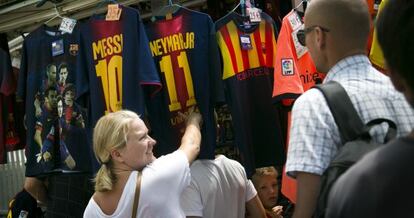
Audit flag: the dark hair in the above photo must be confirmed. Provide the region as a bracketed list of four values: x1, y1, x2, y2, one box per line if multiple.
[44, 86, 57, 96]
[63, 83, 76, 97]
[376, 0, 414, 87]
[59, 62, 68, 70]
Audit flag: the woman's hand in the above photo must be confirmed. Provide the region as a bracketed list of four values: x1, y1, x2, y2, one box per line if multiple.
[184, 107, 202, 129]
[178, 106, 202, 164]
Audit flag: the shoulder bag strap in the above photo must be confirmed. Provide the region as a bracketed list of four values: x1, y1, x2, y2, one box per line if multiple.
[131, 171, 142, 218]
[314, 81, 365, 144]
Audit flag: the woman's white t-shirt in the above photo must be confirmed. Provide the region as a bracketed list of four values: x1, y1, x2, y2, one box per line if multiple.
[83, 150, 190, 218]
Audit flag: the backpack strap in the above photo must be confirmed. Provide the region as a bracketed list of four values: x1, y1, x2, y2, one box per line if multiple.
[314, 81, 365, 144]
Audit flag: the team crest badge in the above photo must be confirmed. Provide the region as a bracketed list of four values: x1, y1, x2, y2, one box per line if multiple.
[281, 59, 294, 76]
[69, 44, 79, 56]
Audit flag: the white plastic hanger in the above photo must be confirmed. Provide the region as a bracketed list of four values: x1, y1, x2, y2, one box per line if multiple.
[44, 4, 64, 24]
[294, 0, 310, 13]
[153, 0, 181, 17]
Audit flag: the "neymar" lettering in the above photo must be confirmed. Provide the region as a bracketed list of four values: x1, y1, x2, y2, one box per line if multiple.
[149, 32, 195, 57]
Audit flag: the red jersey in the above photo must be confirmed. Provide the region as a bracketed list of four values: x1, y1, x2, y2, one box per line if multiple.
[272, 11, 324, 105]
[272, 11, 325, 203]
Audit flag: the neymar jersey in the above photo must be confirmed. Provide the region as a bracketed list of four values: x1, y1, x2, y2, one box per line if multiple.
[145, 8, 222, 159]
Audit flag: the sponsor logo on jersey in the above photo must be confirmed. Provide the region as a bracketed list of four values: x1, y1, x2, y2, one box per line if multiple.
[236, 67, 272, 81]
[281, 58, 294, 76]
[300, 71, 321, 84]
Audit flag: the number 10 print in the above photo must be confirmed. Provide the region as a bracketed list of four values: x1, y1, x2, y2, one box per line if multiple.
[95, 55, 123, 114]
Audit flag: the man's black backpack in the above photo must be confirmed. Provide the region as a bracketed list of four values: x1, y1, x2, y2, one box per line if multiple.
[313, 81, 397, 218]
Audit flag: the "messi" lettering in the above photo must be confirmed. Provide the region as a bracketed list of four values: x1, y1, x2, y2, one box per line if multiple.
[149, 32, 195, 57]
[92, 34, 123, 61]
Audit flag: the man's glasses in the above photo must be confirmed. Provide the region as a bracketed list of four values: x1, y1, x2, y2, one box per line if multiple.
[297, 26, 330, 46]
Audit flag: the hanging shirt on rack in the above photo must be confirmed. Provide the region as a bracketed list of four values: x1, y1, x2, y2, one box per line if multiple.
[215, 11, 285, 176]
[272, 10, 324, 104]
[17, 25, 91, 176]
[145, 7, 222, 159]
[0, 33, 16, 164]
[76, 6, 160, 170]
[271, 10, 325, 203]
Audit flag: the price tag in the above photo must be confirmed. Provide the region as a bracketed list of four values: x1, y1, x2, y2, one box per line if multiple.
[247, 7, 261, 23]
[59, 17, 77, 34]
[106, 4, 122, 21]
[291, 25, 308, 59]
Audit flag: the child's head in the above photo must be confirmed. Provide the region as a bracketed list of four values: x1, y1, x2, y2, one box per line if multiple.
[252, 166, 279, 210]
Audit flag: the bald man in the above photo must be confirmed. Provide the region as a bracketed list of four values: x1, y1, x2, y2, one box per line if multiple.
[326, 0, 414, 217]
[285, 0, 414, 217]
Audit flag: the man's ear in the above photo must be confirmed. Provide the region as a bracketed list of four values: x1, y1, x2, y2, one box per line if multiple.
[110, 149, 123, 163]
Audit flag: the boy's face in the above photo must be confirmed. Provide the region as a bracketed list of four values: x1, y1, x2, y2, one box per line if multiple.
[256, 175, 279, 210]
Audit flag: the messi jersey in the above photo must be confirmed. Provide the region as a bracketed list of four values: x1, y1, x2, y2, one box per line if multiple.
[216, 12, 285, 176]
[145, 8, 222, 159]
[77, 6, 160, 133]
[17, 25, 91, 176]
[272, 11, 324, 104]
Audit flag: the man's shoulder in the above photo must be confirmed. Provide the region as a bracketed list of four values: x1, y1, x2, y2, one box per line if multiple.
[292, 87, 328, 113]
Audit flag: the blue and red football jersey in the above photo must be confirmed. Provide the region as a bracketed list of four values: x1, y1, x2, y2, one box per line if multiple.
[76, 6, 160, 170]
[0, 33, 15, 164]
[17, 25, 91, 176]
[77, 6, 160, 123]
[145, 8, 222, 159]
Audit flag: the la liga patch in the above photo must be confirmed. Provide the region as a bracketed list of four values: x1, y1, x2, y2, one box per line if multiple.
[281, 58, 294, 76]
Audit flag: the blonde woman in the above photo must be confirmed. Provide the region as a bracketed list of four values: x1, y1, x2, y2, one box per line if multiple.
[83, 109, 202, 217]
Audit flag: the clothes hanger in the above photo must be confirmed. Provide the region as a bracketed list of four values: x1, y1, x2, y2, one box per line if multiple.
[44, 4, 64, 24]
[93, 0, 119, 16]
[229, 0, 262, 28]
[294, 0, 309, 13]
[228, 0, 248, 17]
[153, 0, 181, 17]
[293, 0, 309, 18]
[230, 0, 259, 17]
